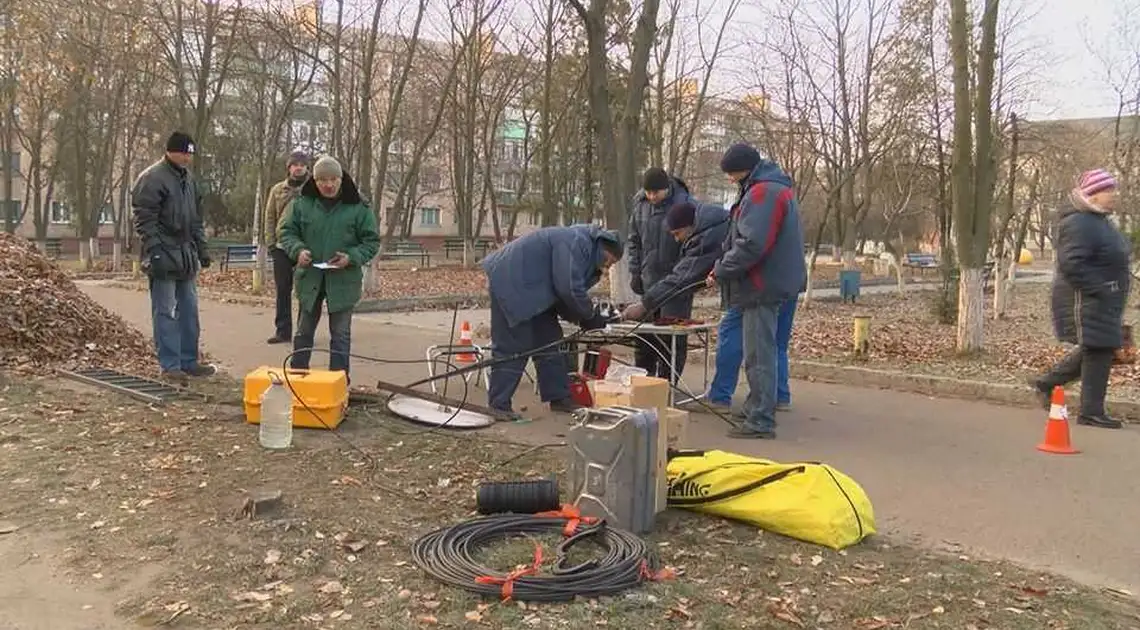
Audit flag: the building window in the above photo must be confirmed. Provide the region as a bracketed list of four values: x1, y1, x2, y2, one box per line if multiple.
[419, 206, 440, 226]
[0, 152, 18, 173]
[99, 205, 114, 224]
[50, 200, 71, 224]
[3, 200, 19, 222]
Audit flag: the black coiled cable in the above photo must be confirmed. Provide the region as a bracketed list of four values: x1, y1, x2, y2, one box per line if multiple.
[410, 511, 667, 602]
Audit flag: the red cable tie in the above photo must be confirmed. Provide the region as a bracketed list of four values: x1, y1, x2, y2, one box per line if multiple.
[474, 544, 544, 602]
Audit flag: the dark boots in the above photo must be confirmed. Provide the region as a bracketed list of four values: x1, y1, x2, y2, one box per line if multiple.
[1032, 346, 1121, 429]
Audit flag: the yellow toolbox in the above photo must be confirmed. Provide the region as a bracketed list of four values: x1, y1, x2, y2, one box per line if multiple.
[243, 367, 348, 430]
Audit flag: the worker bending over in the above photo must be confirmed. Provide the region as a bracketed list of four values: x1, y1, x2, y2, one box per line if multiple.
[622, 201, 729, 381]
[482, 225, 622, 419]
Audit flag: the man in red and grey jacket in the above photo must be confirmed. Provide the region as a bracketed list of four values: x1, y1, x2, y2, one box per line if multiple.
[707, 142, 806, 439]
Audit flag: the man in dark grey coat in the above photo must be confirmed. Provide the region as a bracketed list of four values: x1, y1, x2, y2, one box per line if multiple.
[132, 131, 216, 385]
[482, 224, 620, 419]
[1031, 169, 1131, 429]
[627, 167, 693, 381]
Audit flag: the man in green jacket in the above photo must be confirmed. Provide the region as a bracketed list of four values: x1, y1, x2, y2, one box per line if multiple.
[278, 156, 380, 376]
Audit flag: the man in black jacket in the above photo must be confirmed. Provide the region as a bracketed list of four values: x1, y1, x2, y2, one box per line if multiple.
[132, 131, 216, 385]
[626, 167, 693, 382]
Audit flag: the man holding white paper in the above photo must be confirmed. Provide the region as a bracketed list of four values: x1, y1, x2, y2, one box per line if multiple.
[277, 156, 380, 376]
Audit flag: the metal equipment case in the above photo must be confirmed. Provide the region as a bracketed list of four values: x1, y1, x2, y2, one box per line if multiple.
[567, 406, 660, 534]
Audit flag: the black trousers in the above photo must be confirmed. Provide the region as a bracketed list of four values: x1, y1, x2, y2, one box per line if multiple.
[1037, 346, 1115, 416]
[633, 308, 689, 385]
[270, 247, 295, 338]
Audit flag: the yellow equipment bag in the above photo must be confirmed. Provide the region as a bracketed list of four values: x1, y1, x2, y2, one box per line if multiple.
[666, 450, 876, 550]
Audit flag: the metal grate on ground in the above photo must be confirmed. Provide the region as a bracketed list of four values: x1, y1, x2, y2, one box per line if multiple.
[56, 367, 210, 406]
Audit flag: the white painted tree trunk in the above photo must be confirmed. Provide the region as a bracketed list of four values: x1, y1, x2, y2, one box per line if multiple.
[609, 264, 636, 306]
[89, 237, 100, 259]
[78, 239, 92, 270]
[892, 259, 905, 295]
[253, 245, 266, 293]
[956, 267, 985, 352]
[802, 255, 815, 307]
[363, 257, 379, 291]
[112, 240, 123, 272]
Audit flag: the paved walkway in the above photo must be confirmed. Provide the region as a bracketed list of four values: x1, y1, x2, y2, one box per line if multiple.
[77, 277, 1139, 595]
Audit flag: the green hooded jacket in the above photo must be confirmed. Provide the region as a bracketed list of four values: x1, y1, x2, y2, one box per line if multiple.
[278, 172, 380, 313]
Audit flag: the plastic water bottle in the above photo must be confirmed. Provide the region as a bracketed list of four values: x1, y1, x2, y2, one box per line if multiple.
[259, 375, 293, 449]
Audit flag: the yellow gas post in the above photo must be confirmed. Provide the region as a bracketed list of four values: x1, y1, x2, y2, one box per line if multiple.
[853, 315, 871, 357]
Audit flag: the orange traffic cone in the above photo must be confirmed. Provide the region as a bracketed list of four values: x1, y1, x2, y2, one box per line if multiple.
[456, 321, 476, 364]
[1037, 386, 1080, 455]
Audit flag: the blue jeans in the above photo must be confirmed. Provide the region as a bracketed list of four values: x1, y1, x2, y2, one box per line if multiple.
[742, 302, 779, 432]
[775, 298, 797, 405]
[291, 285, 353, 374]
[149, 276, 202, 373]
[487, 295, 570, 411]
[708, 299, 797, 406]
[708, 307, 743, 405]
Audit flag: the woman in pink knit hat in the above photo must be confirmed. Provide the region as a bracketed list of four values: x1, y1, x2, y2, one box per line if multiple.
[1030, 169, 1131, 429]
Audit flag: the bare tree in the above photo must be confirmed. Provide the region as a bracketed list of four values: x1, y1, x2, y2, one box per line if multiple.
[949, 0, 1001, 351]
[566, 0, 662, 302]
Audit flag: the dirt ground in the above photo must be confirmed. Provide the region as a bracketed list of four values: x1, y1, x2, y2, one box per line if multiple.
[1, 376, 1137, 630]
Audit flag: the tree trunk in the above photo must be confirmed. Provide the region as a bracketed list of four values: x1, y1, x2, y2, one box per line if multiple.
[957, 268, 985, 350]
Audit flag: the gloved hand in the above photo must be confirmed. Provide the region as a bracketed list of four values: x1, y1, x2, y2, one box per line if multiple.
[580, 312, 608, 331]
[199, 251, 213, 269]
[631, 276, 644, 295]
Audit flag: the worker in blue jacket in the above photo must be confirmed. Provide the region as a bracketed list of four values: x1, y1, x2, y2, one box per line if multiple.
[708, 143, 806, 439]
[482, 224, 621, 418]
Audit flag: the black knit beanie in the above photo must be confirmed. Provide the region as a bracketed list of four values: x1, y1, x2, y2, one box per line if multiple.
[665, 202, 697, 230]
[642, 167, 670, 192]
[597, 229, 624, 260]
[287, 150, 310, 167]
[165, 131, 196, 154]
[720, 142, 761, 173]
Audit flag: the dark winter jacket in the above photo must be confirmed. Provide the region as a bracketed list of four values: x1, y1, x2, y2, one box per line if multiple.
[627, 176, 692, 314]
[132, 158, 207, 281]
[1051, 192, 1131, 349]
[641, 203, 730, 313]
[482, 224, 608, 328]
[714, 160, 806, 308]
[278, 173, 381, 314]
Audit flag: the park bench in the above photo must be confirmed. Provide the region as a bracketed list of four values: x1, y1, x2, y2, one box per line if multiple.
[902, 252, 939, 270]
[379, 240, 431, 267]
[219, 244, 257, 271]
[443, 237, 494, 260]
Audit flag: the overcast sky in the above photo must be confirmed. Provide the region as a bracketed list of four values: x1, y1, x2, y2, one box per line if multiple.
[323, 0, 1135, 122]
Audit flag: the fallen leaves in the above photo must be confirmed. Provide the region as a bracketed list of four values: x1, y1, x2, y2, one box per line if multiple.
[776, 285, 1140, 388]
[0, 233, 156, 374]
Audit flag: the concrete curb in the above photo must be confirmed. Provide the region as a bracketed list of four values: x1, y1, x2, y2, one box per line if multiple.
[790, 359, 1140, 422]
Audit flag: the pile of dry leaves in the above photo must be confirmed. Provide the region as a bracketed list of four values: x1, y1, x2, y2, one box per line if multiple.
[0, 233, 155, 373]
[788, 287, 1140, 386]
[195, 266, 613, 300]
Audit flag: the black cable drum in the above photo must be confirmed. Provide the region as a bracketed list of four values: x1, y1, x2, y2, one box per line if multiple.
[476, 478, 560, 515]
[410, 512, 665, 602]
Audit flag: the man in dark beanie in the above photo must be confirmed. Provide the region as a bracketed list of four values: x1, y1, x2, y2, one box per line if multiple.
[480, 224, 618, 419]
[263, 149, 311, 344]
[132, 131, 215, 385]
[622, 199, 728, 330]
[627, 166, 694, 382]
[708, 142, 805, 439]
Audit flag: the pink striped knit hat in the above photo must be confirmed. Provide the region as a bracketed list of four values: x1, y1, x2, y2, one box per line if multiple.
[1078, 169, 1117, 197]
